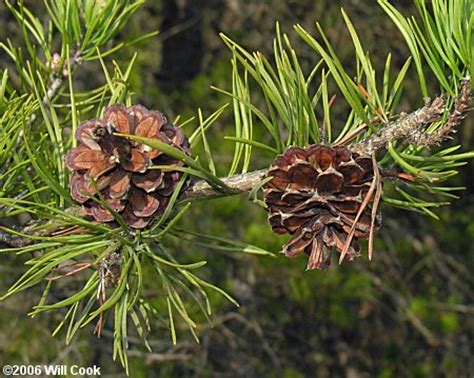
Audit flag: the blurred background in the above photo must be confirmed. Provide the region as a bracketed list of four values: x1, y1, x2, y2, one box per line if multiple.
[0, 1, 473, 377]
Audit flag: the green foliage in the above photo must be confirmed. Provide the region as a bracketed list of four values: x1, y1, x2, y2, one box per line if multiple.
[217, 24, 324, 154]
[0, 1, 271, 373]
[220, 0, 474, 217]
[0, 0, 473, 375]
[379, 0, 473, 95]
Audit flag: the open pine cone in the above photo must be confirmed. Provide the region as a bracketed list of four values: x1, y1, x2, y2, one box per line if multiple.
[263, 145, 381, 270]
[65, 104, 190, 229]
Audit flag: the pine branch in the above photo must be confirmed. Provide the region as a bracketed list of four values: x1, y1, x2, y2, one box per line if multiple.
[184, 169, 268, 199]
[9, 51, 82, 137]
[0, 171, 269, 248]
[0, 49, 83, 210]
[352, 78, 471, 155]
[407, 79, 472, 146]
[0, 81, 471, 248]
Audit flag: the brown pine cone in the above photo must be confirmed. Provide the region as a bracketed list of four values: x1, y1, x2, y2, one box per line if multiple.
[263, 145, 381, 270]
[65, 104, 191, 229]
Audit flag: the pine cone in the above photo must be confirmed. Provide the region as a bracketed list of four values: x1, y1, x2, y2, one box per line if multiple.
[65, 104, 190, 229]
[263, 144, 381, 270]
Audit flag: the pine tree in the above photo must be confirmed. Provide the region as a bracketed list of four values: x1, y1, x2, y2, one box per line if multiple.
[0, 0, 472, 373]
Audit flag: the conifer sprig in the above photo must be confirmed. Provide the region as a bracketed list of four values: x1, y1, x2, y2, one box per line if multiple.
[0, 0, 472, 373]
